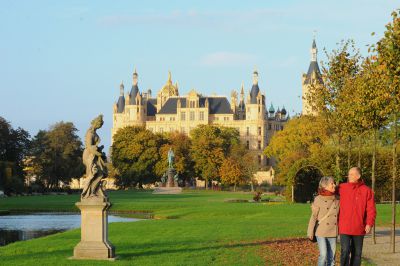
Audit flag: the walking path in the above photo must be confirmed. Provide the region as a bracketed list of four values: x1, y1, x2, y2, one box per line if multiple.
[362, 227, 400, 265]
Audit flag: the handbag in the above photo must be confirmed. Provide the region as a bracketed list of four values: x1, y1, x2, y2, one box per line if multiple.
[310, 199, 336, 242]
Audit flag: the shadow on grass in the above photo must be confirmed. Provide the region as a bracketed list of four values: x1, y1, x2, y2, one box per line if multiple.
[117, 238, 306, 260]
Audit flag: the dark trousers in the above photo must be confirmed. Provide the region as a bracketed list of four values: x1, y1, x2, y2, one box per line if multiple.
[340, 234, 364, 266]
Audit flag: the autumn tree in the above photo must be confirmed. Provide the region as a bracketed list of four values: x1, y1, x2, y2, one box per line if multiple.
[190, 125, 240, 189]
[308, 40, 361, 180]
[219, 157, 243, 191]
[30, 122, 84, 189]
[0, 117, 30, 194]
[264, 115, 329, 184]
[111, 126, 167, 188]
[375, 9, 400, 252]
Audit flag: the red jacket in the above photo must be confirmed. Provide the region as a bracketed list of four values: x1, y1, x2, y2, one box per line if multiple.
[338, 180, 376, 235]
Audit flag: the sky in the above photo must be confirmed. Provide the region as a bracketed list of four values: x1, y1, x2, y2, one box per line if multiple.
[0, 0, 397, 151]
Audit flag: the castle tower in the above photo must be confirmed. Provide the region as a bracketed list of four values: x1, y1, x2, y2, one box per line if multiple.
[230, 90, 237, 115]
[302, 38, 322, 115]
[246, 69, 265, 121]
[124, 68, 146, 124]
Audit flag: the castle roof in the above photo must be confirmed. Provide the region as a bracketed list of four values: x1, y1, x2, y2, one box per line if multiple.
[304, 61, 322, 85]
[147, 99, 157, 116]
[116, 96, 125, 113]
[129, 85, 139, 104]
[250, 84, 260, 104]
[158, 97, 233, 115]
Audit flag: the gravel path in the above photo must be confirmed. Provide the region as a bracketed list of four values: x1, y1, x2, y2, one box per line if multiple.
[362, 227, 400, 265]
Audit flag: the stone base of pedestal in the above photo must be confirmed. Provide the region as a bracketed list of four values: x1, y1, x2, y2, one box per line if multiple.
[73, 241, 115, 260]
[72, 199, 116, 260]
[152, 187, 182, 194]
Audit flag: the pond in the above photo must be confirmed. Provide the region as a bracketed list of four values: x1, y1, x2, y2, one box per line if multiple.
[0, 213, 140, 246]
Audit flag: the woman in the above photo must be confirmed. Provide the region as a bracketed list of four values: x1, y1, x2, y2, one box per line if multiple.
[307, 176, 339, 266]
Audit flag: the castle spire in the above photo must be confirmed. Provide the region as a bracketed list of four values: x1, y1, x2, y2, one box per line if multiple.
[120, 81, 124, 96]
[168, 71, 172, 84]
[252, 67, 259, 85]
[133, 67, 138, 86]
[311, 35, 317, 62]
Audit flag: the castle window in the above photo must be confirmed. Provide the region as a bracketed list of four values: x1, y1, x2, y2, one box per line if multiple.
[258, 141, 261, 150]
[246, 127, 249, 136]
[199, 111, 204, 121]
[258, 127, 261, 136]
[190, 111, 195, 121]
[268, 124, 272, 130]
[190, 101, 195, 108]
[246, 140, 249, 149]
[281, 125, 284, 130]
[170, 117, 175, 121]
[258, 155, 262, 165]
[181, 112, 186, 121]
[160, 127, 164, 133]
[181, 127, 185, 134]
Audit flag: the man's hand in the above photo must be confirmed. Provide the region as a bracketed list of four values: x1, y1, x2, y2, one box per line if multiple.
[365, 225, 372, 234]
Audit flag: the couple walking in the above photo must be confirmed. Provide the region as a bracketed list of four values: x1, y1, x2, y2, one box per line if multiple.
[307, 167, 377, 266]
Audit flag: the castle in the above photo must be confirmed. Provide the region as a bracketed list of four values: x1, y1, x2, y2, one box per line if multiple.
[112, 69, 289, 169]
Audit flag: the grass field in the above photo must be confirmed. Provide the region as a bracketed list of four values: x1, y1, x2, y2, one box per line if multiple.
[0, 190, 399, 265]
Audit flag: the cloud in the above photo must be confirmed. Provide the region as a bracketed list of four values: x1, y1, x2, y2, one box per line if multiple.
[199, 51, 256, 67]
[96, 9, 286, 32]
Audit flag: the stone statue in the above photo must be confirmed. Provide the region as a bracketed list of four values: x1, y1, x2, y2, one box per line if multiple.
[81, 115, 108, 200]
[167, 148, 175, 168]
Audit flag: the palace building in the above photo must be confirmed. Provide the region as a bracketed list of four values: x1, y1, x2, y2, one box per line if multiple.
[112, 69, 288, 168]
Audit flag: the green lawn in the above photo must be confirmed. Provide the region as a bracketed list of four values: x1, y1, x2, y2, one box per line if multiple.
[0, 190, 398, 265]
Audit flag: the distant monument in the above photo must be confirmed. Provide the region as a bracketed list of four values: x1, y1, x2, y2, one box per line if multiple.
[73, 115, 115, 260]
[153, 148, 182, 194]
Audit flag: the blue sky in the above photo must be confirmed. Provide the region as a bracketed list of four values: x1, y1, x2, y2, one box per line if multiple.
[0, 0, 397, 151]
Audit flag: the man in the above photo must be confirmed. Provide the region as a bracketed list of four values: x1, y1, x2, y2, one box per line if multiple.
[338, 167, 376, 266]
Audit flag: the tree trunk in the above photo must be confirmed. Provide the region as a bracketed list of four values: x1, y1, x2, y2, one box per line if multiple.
[250, 181, 254, 192]
[205, 178, 208, 190]
[347, 137, 352, 170]
[234, 183, 236, 192]
[336, 135, 341, 181]
[391, 113, 397, 253]
[372, 129, 377, 244]
[358, 135, 362, 168]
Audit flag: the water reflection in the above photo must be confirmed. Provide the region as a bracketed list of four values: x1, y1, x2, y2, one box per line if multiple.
[0, 213, 139, 246]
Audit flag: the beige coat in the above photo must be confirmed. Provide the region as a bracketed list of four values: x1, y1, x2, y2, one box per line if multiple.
[307, 195, 340, 238]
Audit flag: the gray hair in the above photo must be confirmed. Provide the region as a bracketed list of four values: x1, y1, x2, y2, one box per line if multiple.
[319, 176, 334, 190]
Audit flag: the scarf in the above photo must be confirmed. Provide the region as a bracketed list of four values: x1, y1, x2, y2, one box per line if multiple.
[318, 188, 335, 196]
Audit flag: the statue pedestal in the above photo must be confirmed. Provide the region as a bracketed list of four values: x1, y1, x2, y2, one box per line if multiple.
[166, 168, 177, 187]
[73, 199, 115, 260]
[153, 187, 182, 194]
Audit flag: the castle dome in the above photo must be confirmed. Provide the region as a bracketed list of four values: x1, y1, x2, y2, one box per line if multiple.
[269, 103, 275, 113]
[281, 106, 287, 116]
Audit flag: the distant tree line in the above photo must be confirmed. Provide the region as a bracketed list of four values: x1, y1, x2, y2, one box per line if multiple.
[0, 117, 84, 195]
[111, 125, 259, 190]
